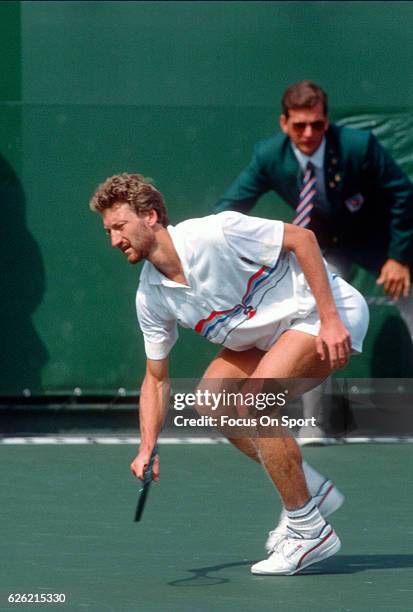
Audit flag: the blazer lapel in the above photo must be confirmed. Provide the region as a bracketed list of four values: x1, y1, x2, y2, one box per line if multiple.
[280, 139, 302, 205]
[324, 127, 344, 213]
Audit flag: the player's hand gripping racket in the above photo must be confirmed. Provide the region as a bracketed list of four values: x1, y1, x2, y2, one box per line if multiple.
[134, 445, 158, 522]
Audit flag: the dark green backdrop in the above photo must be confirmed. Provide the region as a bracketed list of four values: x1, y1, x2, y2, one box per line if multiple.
[1, 1, 413, 395]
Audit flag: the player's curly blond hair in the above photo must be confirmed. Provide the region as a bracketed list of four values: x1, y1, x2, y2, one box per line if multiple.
[90, 173, 169, 227]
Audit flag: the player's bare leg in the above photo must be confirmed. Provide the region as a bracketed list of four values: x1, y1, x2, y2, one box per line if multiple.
[247, 329, 332, 508]
[200, 333, 343, 573]
[201, 333, 332, 507]
[246, 329, 341, 574]
[200, 347, 263, 462]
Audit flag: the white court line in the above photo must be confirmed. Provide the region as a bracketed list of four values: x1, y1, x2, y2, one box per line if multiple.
[1, 436, 413, 445]
[343, 437, 372, 444]
[0, 436, 227, 445]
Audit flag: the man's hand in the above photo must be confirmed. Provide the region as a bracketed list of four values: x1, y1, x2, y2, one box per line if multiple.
[376, 259, 411, 300]
[130, 450, 160, 481]
[316, 316, 352, 369]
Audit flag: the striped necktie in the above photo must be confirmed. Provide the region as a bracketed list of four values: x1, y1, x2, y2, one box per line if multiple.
[293, 161, 317, 228]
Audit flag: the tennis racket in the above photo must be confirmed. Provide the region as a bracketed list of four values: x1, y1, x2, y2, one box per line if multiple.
[134, 445, 158, 522]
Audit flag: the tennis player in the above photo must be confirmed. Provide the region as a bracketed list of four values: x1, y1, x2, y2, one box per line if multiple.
[90, 173, 369, 575]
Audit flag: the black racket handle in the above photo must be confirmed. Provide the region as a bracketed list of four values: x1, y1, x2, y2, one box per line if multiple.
[134, 445, 158, 522]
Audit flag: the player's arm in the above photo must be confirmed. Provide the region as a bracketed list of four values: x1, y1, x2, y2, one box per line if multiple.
[215, 144, 271, 213]
[366, 134, 413, 298]
[130, 357, 170, 481]
[282, 223, 352, 368]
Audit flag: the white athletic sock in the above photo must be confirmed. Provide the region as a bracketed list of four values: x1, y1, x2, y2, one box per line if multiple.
[286, 498, 327, 539]
[302, 461, 327, 496]
[278, 462, 328, 518]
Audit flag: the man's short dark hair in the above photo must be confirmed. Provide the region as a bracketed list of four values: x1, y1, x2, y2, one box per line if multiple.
[282, 80, 328, 117]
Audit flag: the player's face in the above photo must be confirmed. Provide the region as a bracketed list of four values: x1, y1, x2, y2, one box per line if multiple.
[102, 203, 156, 264]
[280, 102, 329, 156]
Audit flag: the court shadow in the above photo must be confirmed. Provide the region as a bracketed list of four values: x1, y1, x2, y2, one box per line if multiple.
[168, 560, 252, 586]
[301, 553, 413, 575]
[0, 153, 48, 395]
[168, 554, 413, 584]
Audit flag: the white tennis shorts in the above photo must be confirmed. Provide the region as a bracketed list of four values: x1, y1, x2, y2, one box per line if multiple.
[289, 276, 369, 353]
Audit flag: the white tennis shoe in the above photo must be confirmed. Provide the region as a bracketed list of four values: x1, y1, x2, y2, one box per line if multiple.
[252, 523, 341, 576]
[265, 479, 344, 553]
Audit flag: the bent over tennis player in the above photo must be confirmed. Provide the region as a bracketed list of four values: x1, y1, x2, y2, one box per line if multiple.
[90, 173, 369, 575]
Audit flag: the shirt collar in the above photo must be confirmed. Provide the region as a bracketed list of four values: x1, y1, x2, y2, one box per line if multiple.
[292, 137, 326, 171]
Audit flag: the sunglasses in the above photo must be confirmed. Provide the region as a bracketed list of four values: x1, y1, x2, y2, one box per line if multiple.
[291, 121, 326, 132]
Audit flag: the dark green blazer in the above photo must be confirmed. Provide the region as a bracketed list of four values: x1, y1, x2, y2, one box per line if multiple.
[216, 125, 413, 271]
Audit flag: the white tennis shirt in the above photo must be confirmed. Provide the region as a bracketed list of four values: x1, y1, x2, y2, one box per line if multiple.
[136, 211, 329, 360]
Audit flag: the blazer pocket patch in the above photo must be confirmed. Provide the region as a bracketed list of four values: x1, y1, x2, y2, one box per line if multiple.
[345, 193, 364, 212]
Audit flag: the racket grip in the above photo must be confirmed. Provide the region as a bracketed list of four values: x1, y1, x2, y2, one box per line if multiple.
[142, 444, 158, 485]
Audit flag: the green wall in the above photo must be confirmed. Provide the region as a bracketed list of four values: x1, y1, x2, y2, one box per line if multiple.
[1, 1, 413, 395]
